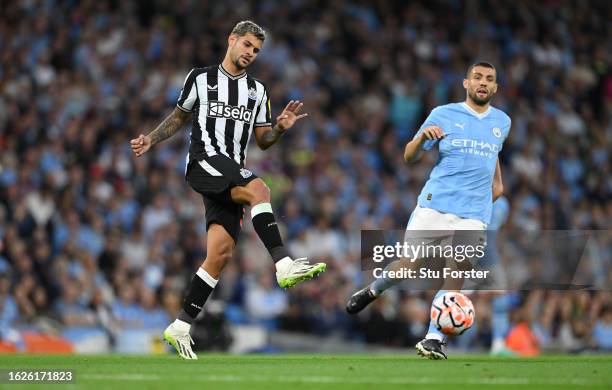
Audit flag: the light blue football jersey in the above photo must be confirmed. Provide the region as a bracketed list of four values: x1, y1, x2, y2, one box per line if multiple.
[414, 102, 511, 224]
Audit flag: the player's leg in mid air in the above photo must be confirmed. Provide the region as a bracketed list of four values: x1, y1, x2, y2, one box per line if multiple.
[164, 223, 234, 360]
[346, 206, 437, 314]
[231, 178, 326, 288]
[346, 258, 411, 314]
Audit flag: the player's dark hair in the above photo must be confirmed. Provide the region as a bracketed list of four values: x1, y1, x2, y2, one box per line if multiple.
[231, 20, 266, 41]
[466, 61, 496, 78]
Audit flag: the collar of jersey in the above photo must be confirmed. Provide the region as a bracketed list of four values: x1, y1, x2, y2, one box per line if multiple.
[460, 102, 491, 120]
[219, 64, 247, 80]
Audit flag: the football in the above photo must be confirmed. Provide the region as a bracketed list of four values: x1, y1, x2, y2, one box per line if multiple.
[431, 292, 475, 336]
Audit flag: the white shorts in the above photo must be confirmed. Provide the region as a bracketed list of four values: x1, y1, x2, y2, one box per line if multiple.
[404, 206, 500, 289]
[406, 206, 487, 231]
[403, 206, 487, 260]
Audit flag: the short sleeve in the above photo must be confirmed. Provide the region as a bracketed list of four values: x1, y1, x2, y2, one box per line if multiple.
[254, 88, 272, 127]
[499, 116, 512, 150]
[503, 118, 512, 140]
[176, 68, 198, 112]
[413, 107, 445, 150]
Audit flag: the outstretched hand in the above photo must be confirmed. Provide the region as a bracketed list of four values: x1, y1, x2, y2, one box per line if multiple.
[276, 100, 308, 131]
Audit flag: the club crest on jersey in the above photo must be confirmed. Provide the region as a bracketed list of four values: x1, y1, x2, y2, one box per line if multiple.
[248, 87, 257, 100]
[492, 127, 502, 138]
[239, 168, 253, 178]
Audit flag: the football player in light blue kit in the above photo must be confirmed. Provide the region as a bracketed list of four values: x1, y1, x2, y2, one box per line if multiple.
[346, 62, 511, 359]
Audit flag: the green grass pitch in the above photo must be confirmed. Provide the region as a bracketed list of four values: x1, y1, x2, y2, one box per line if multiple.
[0, 354, 610, 389]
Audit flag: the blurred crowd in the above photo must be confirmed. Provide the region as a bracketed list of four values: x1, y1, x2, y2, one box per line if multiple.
[0, 0, 610, 352]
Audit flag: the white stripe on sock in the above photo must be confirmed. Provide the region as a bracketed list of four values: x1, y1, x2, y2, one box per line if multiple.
[275, 256, 293, 272]
[251, 202, 273, 219]
[198, 159, 223, 176]
[173, 319, 191, 332]
[368, 285, 380, 297]
[425, 332, 445, 342]
[196, 268, 218, 288]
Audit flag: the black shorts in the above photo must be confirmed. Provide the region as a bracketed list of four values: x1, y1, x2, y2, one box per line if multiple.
[186, 155, 258, 242]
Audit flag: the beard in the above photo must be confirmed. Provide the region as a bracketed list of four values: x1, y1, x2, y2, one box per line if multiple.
[233, 58, 247, 70]
[468, 89, 492, 106]
[232, 54, 251, 71]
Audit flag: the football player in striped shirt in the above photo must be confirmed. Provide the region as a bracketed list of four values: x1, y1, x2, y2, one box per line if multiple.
[130, 21, 326, 359]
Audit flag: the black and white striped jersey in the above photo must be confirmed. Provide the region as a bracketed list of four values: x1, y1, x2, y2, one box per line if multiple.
[176, 64, 271, 166]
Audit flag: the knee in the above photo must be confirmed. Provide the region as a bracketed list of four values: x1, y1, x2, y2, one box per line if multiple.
[209, 242, 233, 265]
[217, 244, 234, 264]
[249, 180, 270, 204]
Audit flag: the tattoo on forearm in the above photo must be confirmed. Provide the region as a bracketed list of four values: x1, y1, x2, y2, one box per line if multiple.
[261, 125, 284, 146]
[148, 110, 189, 146]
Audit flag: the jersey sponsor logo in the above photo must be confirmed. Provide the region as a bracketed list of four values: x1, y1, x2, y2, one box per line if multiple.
[208, 101, 253, 122]
[239, 168, 253, 178]
[248, 87, 257, 100]
[450, 139, 499, 158]
[207, 84, 218, 90]
[492, 127, 501, 138]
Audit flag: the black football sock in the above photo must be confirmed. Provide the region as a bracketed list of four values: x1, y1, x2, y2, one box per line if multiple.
[177, 268, 218, 324]
[251, 202, 290, 263]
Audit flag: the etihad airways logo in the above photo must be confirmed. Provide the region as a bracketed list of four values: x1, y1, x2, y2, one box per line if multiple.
[451, 139, 499, 158]
[208, 101, 253, 122]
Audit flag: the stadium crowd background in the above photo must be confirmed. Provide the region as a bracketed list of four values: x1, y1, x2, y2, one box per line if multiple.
[0, 0, 610, 353]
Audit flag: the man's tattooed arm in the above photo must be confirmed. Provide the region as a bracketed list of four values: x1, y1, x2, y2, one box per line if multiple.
[255, 124, 285, 150]
[148, 108, 192, 146]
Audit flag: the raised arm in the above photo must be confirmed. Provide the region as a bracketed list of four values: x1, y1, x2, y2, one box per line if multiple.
[130, 108, 192, 157]
[254, 100, 307, 150]
[254, 124, 284, 150]
[404, 126, 445, 163]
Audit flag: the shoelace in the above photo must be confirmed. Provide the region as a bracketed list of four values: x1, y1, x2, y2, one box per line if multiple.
[290, 258, 315, 273]
[177, 333, 195, 346]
